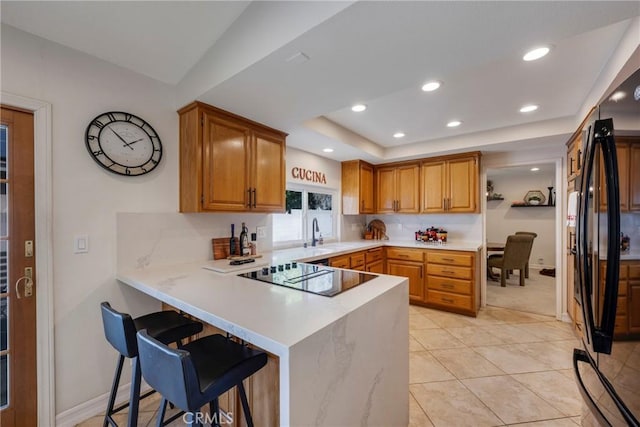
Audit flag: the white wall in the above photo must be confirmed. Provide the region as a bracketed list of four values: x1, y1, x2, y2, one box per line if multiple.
[1, 25, 182, 415]
[486, 171, 556, 268]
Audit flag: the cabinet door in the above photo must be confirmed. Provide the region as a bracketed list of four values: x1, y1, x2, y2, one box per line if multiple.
[599, 144, 629, 212]
[387, 260, 424, 302]
[376, 166, 397, 213]
[366, 260, 384, 274]
[421, 161, 446, 213]
[202, 114, 250, 211]
[360, 162, 375, 213]
[448, 157, 478, 213]
[629, 281, 640, 334]
[252, 130, 285, 212]
[396, 164, 420, 213]
[630, 144, 640, 211]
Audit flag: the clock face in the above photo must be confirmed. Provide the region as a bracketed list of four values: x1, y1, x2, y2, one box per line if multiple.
[85, 111, 162, 176]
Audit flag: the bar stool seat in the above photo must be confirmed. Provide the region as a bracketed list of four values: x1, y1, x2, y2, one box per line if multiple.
[100, 302, 203, 427]
[136, 331, 268, 427]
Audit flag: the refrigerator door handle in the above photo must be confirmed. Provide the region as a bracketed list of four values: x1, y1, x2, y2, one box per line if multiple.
[573, 348, 639, 427]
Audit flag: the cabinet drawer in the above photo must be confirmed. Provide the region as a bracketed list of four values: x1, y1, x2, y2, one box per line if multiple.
[427, 290, 472, 310]
[629, 264, 640, 279]
[329, 255, 350, 269]
[427, 264, 472, 280]
[428, 276, 472, 295]
[386, 247, 424, 262]
[350, 252, 365, 268]
[604, 264, 628, 279]
[427, 252, 472, 267]
[365, 248, 383, 264]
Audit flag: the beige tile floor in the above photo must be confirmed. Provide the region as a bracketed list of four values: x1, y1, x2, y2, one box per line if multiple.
[78, 305, 589, 426]
[487, 268, 556, 317]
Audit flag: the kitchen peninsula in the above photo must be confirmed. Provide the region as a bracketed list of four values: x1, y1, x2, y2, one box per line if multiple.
[117, 249, 409, 426]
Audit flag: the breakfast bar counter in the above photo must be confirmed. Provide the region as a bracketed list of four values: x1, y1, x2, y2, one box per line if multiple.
[117, 261, 409, 426]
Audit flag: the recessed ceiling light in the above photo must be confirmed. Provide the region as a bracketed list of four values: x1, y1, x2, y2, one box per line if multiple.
[351, 104, 367, 112]
[393, 132, 405, 138]
[447, 120, 462, 128]
[531, 167, 540, 172]
[322, 148, 334, 153]
[520, 104, 539, 113]
[421, 81, 441, 92]
[523, 46, 550, 61]
[609, 91, 626, 102]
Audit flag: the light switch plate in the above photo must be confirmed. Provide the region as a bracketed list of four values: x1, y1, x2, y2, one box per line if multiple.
[74, 235, 89, 254]
[256, 226, 266, 239]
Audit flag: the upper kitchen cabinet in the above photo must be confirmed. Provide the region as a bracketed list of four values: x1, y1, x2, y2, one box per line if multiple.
[178, 102, 286, 213]
[375, 163, 420, 214]
[598, 138, 640, 213]
[566, 107, 595, 183]
[421, 152, 480, 213]
[342, 160, 374, 214]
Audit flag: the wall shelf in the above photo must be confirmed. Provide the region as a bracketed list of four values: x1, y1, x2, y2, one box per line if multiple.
[487, 196, 504, 201]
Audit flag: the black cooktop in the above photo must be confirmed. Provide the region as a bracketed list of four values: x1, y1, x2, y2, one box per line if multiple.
[238, 262, 378, 297]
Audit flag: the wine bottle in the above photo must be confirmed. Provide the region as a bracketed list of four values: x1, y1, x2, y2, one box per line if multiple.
[229, 224, 237, 256]
[240, 222, 250, 256]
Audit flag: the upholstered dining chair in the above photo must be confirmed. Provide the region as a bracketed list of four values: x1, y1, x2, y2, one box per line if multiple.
[487, 234, 535, 287]
[515, 231, 537, 278]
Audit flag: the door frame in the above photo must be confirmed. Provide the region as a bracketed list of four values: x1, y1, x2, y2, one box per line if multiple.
[480, 156, 566, 321]
[0, 92, 54, 426]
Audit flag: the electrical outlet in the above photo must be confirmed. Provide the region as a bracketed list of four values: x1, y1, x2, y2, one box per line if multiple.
[256, 226, 266, 239]
[538, 257, 544, 265]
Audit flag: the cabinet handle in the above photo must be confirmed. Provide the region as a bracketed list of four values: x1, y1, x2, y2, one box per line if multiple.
[441, 283, 454, 289]
[396, 200, 400, 211]
[441, 297, 455, 304]
[252, 188, 256, 208]
[398, 254, 409, 258]
[577, 149, 582, 170]
[419, 266, 423, 278]
[247, 188, 252, 208]
[442, 270, 455, 274]
[441, 258, 455, 262]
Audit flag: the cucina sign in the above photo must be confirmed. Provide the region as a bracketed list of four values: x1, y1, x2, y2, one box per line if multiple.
[291, 167, 327, 184]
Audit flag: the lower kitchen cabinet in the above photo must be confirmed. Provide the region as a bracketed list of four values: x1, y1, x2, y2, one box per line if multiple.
[387, 259, 424, 302]
[600, 260, 640, 338]
[425, 250, 479, 316]
[162, 303, 279, 426]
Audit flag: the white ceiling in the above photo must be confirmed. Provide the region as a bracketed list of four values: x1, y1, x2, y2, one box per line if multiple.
[2, 1, 639, 163]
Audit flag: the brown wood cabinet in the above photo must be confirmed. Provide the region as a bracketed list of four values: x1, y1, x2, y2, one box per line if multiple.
[386, 248, 425, 302]
[178, 101, 286, 213]
[425, 250, 478, 316]
[600, 261, 640, 338]
[566, 107, 594, 183]
[329, 254, 351, 269]
[341, 160, 375, 214]
[375, 163, 420, 213]
[421, 153, 480, 213]
[631, 144, 640, 211]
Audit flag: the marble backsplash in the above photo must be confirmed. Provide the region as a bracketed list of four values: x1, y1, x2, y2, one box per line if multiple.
[116, 212, 272, 271]
[364, 214, 483, 241]
[621, 213, 640, 250]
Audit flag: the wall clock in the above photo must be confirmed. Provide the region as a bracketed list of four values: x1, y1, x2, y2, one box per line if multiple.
[85, 111, 162, 176]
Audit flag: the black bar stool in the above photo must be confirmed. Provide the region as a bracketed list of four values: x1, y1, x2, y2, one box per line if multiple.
[136, 330, 268, 427]
[100, 302, 203, 427]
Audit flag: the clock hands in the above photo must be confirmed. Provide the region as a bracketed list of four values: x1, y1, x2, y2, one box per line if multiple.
[109, 127, 145, 150]
[109, 128, 134, 150]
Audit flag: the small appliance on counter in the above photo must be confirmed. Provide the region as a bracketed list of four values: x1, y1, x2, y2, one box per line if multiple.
[415, 227, 447, 243]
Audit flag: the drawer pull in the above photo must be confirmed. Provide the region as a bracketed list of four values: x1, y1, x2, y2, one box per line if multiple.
[441, 297, 455, 304]
[442, 270, 455, 274]
[398, 254, 409, 258]
[441, 283, 454, 289]
[441, 258, 455, 262]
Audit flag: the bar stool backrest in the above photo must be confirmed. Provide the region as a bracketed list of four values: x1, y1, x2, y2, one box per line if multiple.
[100, 301, 138, 359]
[136, 329, 198, 411]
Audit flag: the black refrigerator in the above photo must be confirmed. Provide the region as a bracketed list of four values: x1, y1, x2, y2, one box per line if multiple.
[573, 113, 640, 426]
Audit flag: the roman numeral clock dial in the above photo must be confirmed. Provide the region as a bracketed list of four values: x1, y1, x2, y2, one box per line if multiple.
[85, 111, 162, 176]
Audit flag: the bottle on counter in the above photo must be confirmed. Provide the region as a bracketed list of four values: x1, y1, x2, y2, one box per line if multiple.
[240, 222, 250, 256]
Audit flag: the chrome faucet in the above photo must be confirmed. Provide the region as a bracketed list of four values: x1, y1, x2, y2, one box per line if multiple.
[311, 217, 320, 247]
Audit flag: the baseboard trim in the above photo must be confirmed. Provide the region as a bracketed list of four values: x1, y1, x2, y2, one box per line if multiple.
[55, 381, 151, 427]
